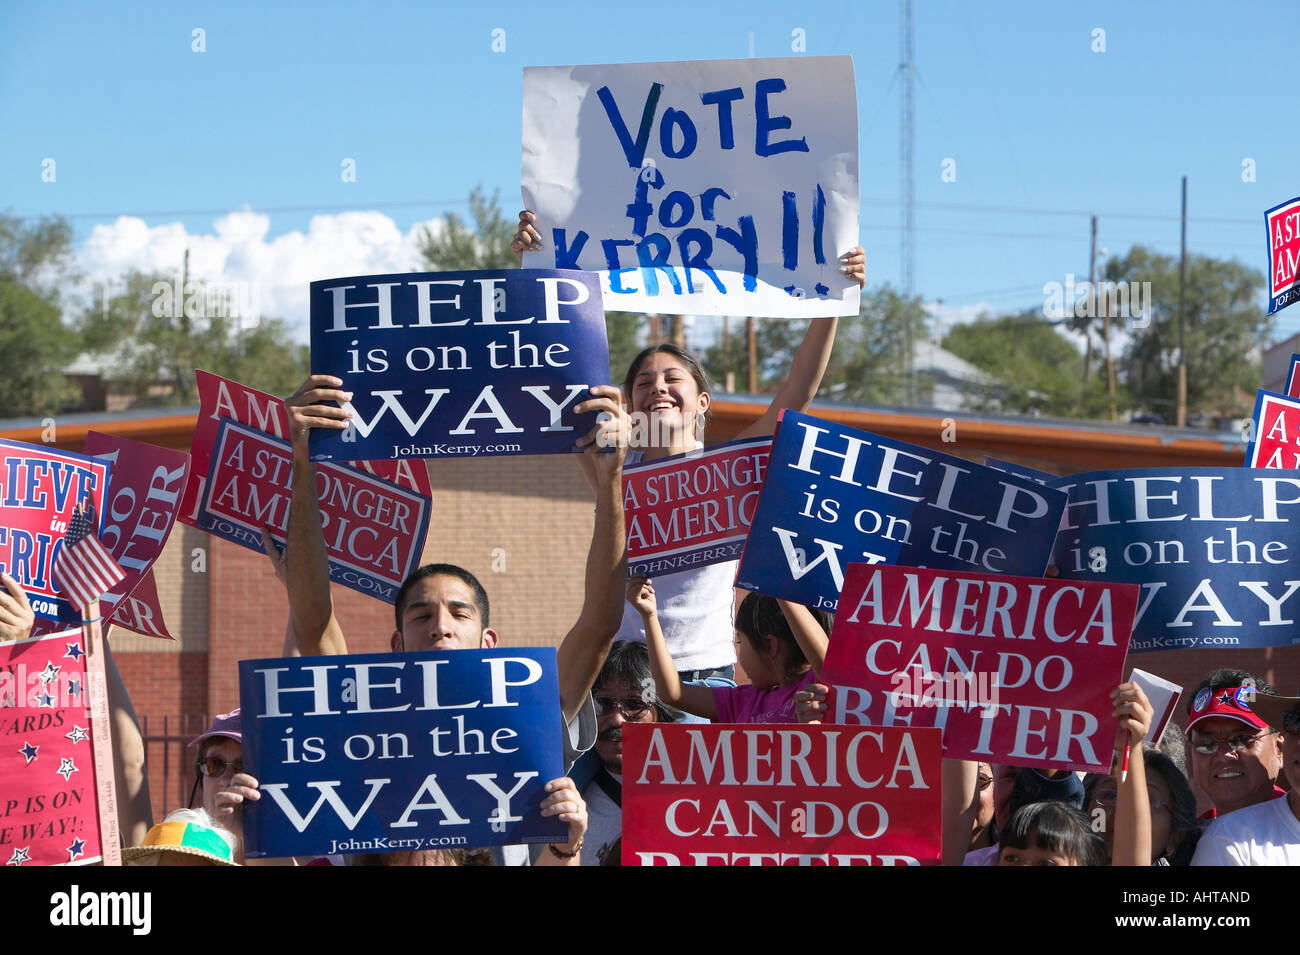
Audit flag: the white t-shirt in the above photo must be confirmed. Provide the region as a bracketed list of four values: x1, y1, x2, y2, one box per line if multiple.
[617, 448, 738, 672]
[581, 771, 624, 867]
[1191, 793, 1300, 865]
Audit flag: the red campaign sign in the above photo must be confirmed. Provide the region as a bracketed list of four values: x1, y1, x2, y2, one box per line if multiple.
[0, 628, 103, 865]
[1266, 197, 1300, 313]
[821, 564, 1137, 774]
[1246, 390, 1300, 469]
[623, 437, 771, 577]
[82, 432, 189, 640]
[180, 369, 435, 528]
[0, 440, 111, 626]
[197, 419, 430, 603]
[1284, 355, 1300, 399]
[106, 571, 174, 641]
[621, 722, 942, 866]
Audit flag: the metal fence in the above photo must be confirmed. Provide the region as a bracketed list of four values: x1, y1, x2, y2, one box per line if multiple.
[140, 712, 207, 818]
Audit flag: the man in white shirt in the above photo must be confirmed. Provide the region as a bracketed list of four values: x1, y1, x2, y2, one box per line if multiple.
[1192, 691, 1300, 866]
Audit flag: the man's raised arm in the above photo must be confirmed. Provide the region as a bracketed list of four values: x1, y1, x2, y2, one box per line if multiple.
[285, 375, 351, 656]
[556, 386, 629, 723]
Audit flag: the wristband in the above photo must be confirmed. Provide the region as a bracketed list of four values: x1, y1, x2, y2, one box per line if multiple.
[548, 836, 583, 859]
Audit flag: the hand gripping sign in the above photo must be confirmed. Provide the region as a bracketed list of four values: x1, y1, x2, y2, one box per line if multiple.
[307, 268, 609, 462]
[621, 722, 941, 866]
[820, 563, 1136, 774]
[735, 411, 1066, 612]
[522, 56, 860, 318]
[1048, 467, 1300, 651]
[238, 648, 567, 858]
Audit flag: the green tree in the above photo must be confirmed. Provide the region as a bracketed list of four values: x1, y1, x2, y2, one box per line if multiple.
[1108, 246, 1269, 420]
[0, 214, 82, 416]
[77, 270, 307, 406]
[605, 311, 644, 384]
[942, 309, 1114, 418]
[700, 288, 932, 405]
[416, 186, 517, 271]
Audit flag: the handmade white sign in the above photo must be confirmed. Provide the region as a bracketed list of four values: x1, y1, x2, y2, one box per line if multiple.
[522, 56, 860, 318]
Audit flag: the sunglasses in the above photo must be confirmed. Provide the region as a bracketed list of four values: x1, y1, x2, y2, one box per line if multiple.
[1188, 729, 1271, 756]
[594, 696, 653, 720]
[197, 756, 243, 778]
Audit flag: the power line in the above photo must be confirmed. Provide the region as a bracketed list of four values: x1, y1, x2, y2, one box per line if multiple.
[12, 198, 472, 222]
[861, 196, 1258, 226]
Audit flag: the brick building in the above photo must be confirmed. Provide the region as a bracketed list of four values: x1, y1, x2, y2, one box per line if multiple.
[3, 398, 1293, 814]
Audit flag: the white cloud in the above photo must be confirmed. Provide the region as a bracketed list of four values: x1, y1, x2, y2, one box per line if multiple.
[923, 300, 998, 343]
[74, 210, 446, 341]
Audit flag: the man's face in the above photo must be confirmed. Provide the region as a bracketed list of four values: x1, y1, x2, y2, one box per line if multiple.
[593, 676, 656, 774]
[391, 574, 497, 653]
[1188, 715, 1283, 814]
[199, 737, 242, 818]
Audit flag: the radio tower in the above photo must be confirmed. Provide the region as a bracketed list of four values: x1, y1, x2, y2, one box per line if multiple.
[899, 0, 917, 404]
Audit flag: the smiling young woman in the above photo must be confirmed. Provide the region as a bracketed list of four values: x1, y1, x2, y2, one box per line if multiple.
[513, 210, 866, 680]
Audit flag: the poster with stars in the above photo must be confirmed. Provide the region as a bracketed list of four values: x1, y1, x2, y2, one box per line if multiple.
[0, 628, 101, 866]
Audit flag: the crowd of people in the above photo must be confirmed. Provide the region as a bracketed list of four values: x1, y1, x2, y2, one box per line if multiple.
[2, 209, 1296, 868]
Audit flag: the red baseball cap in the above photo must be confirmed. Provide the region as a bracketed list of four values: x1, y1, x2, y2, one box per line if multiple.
[1186, 686, 1270, 732]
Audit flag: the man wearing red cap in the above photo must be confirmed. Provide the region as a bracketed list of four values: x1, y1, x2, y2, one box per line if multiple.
[1192, 689, 1300, 865]
[1184, 668, 1285, 821]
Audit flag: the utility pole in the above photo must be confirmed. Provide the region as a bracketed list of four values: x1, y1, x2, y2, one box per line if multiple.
[669, 315, 685, 350]
[722, 316, 735, 392]
[1083, 215, 1096, 384]
[900, 0, 916, 405]
[1177, 176, 1188, 428]
[746, 317, 757, 393]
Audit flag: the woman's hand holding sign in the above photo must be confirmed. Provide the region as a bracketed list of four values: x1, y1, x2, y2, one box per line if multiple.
[286, 374, 353, 460]
[795, 683, 830, 724]
[0, 572, 34, 643]
[512, 210, 543, 257]
[537, 776, 588, 866]
[840, 246, 866, 288]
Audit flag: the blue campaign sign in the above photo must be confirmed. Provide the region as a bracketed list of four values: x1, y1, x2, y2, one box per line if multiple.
[238, 647, 568, 858]
[983, 457, 1057, 486]
[1048, 467, 1300, 652]
[308, 268, 609, 462]
[734, 411, 1066, 613]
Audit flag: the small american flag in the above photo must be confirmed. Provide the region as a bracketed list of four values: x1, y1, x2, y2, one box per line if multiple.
[53, 500, 124, 609]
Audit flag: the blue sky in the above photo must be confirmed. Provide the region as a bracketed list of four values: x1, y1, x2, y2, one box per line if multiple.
[3, 0, 1296, 341]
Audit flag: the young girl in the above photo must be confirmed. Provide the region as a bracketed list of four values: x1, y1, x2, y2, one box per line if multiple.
[517, 210, 866, 682]
[627, 579, 830, 723]
[997, 801, 1107, 866]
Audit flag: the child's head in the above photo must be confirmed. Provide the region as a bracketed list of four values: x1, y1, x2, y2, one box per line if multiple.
[997, 801, 1105, 866]
[733, 593, 831, 686]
